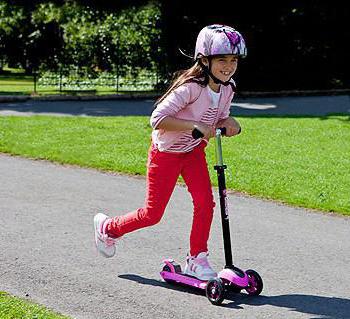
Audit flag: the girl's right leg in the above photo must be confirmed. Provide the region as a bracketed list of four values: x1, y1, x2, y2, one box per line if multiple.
[105, 146, 182, 238]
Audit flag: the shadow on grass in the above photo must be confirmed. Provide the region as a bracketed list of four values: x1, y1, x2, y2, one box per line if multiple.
[0, 91, 31, 96]
[318, 114, 350, 122]
[235, 113, 350, 122]
[119, 274, 350, 319]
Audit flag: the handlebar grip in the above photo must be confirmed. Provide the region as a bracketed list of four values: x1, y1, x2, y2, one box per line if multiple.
[218, 127, 226, 135]
[192, 128, 204, 139]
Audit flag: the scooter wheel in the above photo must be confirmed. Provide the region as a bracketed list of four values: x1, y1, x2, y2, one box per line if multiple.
[245, 269, 263, 296]
[206, 278, 225, 305]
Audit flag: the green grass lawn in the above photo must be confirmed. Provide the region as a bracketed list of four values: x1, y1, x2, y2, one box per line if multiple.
[0, 73, 118, 96]
[0, 291, 69, 319]
[0, 73, 36, 95]
[0, 115, 349, 215]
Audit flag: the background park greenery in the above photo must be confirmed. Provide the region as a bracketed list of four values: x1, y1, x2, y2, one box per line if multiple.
[1, 1, 349, 92]
[0, 1, 162, 92]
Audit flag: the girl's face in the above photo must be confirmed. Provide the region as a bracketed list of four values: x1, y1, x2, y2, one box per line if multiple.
[203, 55, 238, 91]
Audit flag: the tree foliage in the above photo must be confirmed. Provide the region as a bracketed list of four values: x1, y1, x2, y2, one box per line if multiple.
[0, 2, 28, 68]
[0, 0, 162, 77]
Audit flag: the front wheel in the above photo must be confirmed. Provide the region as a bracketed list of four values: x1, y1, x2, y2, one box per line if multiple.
[206, 278, 225, 305]
[245, 269, 263, 296]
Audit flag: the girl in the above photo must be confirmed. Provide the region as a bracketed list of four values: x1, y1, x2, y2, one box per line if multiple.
[94, 24, 247, 280]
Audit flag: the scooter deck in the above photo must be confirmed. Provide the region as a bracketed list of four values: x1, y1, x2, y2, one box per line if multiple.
[160, 270, 207, 289]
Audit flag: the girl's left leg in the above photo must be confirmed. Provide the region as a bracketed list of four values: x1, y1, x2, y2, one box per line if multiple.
[181, 142, 215, 256]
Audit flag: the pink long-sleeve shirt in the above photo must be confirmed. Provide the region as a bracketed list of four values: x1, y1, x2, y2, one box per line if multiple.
[150, 81, 235, 152]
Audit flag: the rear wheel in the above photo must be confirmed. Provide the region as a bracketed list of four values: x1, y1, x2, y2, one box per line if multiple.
[162, 261, 182, 273]
[161, 264, 174, 284]
[161, 262, 182, 283]
[206, 278, 225, 305]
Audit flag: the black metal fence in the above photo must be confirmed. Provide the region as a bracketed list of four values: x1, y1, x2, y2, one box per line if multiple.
[33, 67, 162, 94]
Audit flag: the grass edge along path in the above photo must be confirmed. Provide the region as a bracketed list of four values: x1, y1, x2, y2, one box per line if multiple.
[0, 291, 70, 319]
[0, 115, 349, 215]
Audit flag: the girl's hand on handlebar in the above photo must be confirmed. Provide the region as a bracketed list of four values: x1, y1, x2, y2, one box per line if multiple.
[216, 117, 241, 137]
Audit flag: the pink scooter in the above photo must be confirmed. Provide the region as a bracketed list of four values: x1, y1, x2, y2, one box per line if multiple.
[160, 128, 263, 305]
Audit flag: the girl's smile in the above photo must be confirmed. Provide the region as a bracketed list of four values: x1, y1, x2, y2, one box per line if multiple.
[202, 55, 238, 92]
[211, 55, 238, 81]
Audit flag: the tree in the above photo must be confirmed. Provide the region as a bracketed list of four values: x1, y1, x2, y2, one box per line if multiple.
[1, 0, 163, 77]
[0, 2, 28, 70]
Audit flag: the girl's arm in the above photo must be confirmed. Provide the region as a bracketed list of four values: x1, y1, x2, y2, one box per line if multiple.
[156, 116, 197, 131]
[150, 84, 192, 130]
[157, 116, 216, 140]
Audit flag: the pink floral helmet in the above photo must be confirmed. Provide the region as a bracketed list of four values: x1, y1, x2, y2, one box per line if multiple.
[194, 24, 247, 59]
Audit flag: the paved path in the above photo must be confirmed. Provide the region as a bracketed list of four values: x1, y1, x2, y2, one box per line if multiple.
[0, 94, 349, 116]
[1, 154, 349, 319]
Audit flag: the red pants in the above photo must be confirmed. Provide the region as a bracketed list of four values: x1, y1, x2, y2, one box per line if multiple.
[106, 141, 215, 256]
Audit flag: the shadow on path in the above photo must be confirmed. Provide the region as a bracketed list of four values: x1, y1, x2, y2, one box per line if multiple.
[119, 274, 350, 319]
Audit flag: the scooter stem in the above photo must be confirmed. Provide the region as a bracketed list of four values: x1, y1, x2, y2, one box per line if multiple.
[214, 128, 234, 268]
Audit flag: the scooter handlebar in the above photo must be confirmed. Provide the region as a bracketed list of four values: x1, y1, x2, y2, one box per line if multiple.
[192, 127, 226, 139]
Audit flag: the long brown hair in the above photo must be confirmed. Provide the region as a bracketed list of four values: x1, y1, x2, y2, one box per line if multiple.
[155, 61, 209, 106]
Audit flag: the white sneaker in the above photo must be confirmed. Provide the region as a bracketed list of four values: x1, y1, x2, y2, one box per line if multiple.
[94, 213, 116, 258]
[183, 252, 217, 280]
